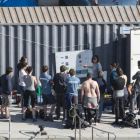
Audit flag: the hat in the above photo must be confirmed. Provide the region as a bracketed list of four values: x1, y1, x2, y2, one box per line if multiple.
[60, 65, 68, 72]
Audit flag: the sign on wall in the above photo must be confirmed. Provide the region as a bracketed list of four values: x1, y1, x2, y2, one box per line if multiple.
[55, 50, 93, 78]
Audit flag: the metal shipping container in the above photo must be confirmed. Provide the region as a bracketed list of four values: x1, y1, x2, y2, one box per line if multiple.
[0, 6, 139, 86]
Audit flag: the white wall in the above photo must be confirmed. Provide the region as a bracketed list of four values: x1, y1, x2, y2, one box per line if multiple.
[130, 29, 140, 82]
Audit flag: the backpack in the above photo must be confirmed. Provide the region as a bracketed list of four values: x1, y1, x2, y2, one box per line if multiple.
[112, 77, 125, 90]
[53, 73, 67, 93]
[24, 75, 32, 87]
[122, 112, 137, 128]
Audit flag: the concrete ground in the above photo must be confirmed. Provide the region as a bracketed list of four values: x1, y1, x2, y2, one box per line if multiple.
[0, 105, 140, 140]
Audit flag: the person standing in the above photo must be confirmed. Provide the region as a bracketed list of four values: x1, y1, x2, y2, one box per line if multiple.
[66, 69, 80, 109]
[17, 56, 28, 74]
[120, 68, 128, 107]
[18, 62, 28, 107]
[91, 55, 102, 81]
[53, 65, 67, 120]
[65, 69, 80, 127]
[127, 83, 135, 112]
[110, 63, 118, 87]
[81, 73, 100, 124]
[40, 65, 55, 121]
[132, 61, 140, 114]
[22, 66, 37, 122]
[112, 67, 125, 124]
[0, 67, 13, 119]
[97, 71, 106, 122]
[109, 62, 118, 113]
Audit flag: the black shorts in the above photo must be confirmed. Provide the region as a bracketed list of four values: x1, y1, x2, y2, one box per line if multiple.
[23, 90, 36, 108]
[42, 94, 56, 105]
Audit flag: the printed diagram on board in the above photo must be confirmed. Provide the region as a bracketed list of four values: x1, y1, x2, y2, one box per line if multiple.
[55, 50, 93, 78]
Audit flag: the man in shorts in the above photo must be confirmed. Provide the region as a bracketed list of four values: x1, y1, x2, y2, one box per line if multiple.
[40, 65, 55, 121]
[0, 67, 13, 119]
[81, 72, 100, 124]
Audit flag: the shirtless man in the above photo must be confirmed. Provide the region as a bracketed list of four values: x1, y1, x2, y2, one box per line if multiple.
[81, 72, 100, 124]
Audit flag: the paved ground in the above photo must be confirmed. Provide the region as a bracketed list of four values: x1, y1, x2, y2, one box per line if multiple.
[0, 105, 140, 140]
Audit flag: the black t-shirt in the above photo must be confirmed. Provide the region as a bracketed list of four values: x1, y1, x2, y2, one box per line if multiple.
[53, 73, 67, 93]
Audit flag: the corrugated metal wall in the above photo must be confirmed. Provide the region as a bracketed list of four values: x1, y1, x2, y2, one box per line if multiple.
[0, 24, 138, 86]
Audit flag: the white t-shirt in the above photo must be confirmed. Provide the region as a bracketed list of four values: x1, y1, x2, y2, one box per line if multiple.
[19, 69, 27, 86]
[121, 74, 127, 87]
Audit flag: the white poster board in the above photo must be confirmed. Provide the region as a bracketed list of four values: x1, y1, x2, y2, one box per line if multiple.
[55, 50, 93, 78]
[130, 29, 140, 82]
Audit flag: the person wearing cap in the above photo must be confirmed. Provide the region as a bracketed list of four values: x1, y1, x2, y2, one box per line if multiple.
[132, 61, 140, 114]
[81, 72, 100, 124]
[53, 65, 68, 120]
[0, 67, 13, 119]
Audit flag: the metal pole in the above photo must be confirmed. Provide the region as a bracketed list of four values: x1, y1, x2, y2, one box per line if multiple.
[108, 133, 110, 140]
[79, 118, 81, 140]
[75, 117, 77, 140]
[92, 127, 94, 140]
[9, 117, 11, 140]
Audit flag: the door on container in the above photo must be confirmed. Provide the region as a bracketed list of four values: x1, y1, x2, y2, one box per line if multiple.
[130, 29, 140, 82]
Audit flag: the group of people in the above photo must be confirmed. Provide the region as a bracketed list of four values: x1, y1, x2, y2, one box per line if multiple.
[110, 61, 140, 124]
[0, 55, 140, 127]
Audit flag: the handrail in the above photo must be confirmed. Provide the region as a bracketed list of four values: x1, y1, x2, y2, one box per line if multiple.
[90, 125, 116, 140]
[69, 104, 116, 140]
